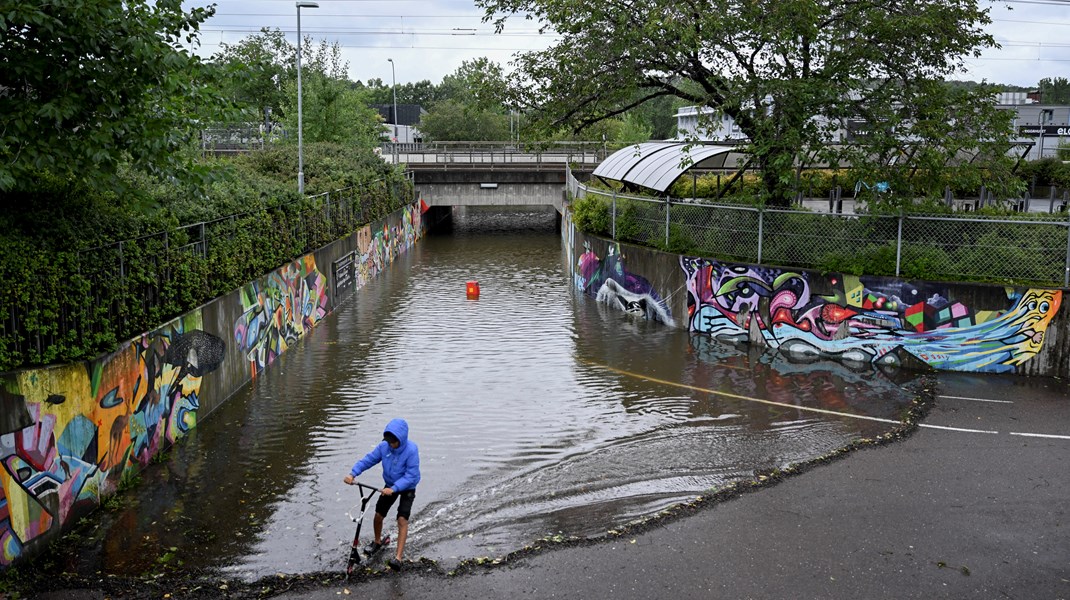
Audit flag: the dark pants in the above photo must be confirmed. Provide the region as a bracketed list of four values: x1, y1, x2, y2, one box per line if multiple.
[375, 488, 416, 520]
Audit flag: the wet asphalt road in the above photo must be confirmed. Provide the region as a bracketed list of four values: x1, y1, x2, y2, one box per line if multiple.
[273, 372, 1070, 600]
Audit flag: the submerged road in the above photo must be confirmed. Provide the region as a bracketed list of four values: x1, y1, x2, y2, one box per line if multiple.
[272, 372, 1070, 600]
[20, 220, 1069, 599]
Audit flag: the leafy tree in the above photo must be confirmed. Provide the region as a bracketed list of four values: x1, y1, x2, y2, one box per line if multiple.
[630, 92, 682, 140]
[419, 100, 510, 141]
[615, 113, 654, 144]
[438, 58, 509, 110]
[481, 0, 1005, 206]
[360, 78, 443, 108]
[417, 59, 512, 140]
[278, 38, 384, 147]
[0, 0, 229, 191]
[1038, 77, 1070, 105]
[212, 28, 294, 128]
[845, 80, 1023, 206]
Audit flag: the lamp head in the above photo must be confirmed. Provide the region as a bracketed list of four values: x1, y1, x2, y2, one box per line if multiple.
[296, 2, 319, 8]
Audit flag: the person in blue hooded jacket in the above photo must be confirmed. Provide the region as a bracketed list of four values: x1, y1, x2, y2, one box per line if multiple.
[344, 418, 420, 570]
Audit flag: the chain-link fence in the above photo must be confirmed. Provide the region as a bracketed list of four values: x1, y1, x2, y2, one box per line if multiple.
[1, 174, 414, 371]
[568, 169, 1070, 287]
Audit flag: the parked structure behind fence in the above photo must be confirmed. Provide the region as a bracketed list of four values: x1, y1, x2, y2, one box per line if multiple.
[567, 168, 1070, 288]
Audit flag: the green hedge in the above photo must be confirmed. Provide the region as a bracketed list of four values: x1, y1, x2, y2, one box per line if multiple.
[0, 143, 411, 371]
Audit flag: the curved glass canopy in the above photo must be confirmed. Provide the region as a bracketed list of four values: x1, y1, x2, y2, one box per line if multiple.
[592, 142, 738, 193]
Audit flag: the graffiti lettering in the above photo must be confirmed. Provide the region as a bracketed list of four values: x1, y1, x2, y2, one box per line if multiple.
[681, 256, 1061, 373]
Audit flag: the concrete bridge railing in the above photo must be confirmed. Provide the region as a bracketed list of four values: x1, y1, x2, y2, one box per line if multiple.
[380, 141, 609, 170]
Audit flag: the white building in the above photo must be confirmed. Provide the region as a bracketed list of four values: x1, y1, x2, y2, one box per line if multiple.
[673, 105, 747, 141]
[675, 99, 1069, 161]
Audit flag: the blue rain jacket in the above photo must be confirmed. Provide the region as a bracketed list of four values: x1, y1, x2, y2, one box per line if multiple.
[349, 418, 421, 492]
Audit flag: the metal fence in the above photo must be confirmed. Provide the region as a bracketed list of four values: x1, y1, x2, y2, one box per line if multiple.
[567, 169, 1070, 287]
[2, 174, 414, 370]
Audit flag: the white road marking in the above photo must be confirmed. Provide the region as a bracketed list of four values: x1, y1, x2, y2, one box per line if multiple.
[918, 423, 1000, 434]
[938, 395, 1013, 404]
[1009, 431, 1070, 440]
[585, 361, 1064, 439]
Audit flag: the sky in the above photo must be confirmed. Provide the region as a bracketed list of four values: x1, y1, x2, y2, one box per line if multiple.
[185, 0, 1070, 88]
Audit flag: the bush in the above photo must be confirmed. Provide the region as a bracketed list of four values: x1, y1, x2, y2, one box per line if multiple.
[571, 195, 611, 236]
[1016, 158, 1070, 188]
[0, 143, 412, 371]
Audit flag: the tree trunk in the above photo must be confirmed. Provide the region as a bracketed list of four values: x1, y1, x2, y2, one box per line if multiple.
[757, 146, 796, 207]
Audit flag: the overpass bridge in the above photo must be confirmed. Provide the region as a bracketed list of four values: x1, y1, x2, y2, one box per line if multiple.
[383, 142, 605, 213]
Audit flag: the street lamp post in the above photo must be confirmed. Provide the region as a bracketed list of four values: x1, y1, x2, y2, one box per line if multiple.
[387, 58, 398, 158]
[296, 1, 319, 195]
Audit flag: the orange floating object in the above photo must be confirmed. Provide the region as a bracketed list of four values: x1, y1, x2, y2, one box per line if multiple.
[466, 281, 480, 299]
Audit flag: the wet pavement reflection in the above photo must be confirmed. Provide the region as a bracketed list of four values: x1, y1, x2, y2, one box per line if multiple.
[40, 213, 923, 580]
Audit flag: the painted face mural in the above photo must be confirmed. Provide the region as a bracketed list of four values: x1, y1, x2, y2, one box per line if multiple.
[576, 242, 673, 325]
[681, 256, 1062, 374]
[0, 323, 224, 566]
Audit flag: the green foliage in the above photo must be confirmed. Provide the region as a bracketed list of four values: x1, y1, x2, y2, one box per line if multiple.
[663, 223, 695, 254]
[0, 0, 234, 192]
[211, 28, 294, 125]
[278, 39, 384, 148]
[359, 78, 445, 108]
[571, 196, 611, 236]
[420, 100, 510, 141]
[576, 169, 1064, 287]
[1058, 142, 1070, 162]
[413, 59, 514, 141]
[669, 172, 766, 203]
[613, 201, 649, 244]
[438, 58, 509, 110]
[1017, 158, 1070, 188]
[614, 113, 654, 144]
[0, 141, 411, 371]
[483, 0, 1005, 206]
[1038, 77, 1070, 105]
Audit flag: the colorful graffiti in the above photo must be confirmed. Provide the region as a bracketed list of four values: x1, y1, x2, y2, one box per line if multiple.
[354, 203, 422, 290]
[576, 242, 672, 325]
[681, 257, 1061, 373]
[0, 202, 423, 568]
[234, 255, 328, 374]
[0, 317, 224, 565]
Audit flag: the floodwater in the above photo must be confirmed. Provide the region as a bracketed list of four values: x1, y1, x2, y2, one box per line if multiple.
[45, 209, 922, 580]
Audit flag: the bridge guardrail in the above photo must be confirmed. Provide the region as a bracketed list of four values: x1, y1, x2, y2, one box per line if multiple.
[381, 141, 615, 169]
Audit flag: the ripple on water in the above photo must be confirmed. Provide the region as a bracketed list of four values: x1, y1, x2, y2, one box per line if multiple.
[44, 228, 920, 580]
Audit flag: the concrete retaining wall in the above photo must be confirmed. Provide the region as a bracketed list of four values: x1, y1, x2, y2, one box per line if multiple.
[564, 211, 1068, 378]
[414, 169, 567, 211]
[0, 203, 426, 567]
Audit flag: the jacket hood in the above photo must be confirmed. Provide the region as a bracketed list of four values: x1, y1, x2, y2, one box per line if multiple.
[384, 418, 409, 448]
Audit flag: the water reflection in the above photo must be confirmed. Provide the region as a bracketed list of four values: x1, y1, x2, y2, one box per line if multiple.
[37, 221, 920, 581]
[412, 300, 919, 562]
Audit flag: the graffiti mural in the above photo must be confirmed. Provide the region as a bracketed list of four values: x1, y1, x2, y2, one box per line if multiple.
[682, 257, 1061, 373]
[233, 255, 328, 374]
[354, 203, 422, 290]
[576, 242, 672, 325]
[0, 202, 422, 567]
[0, 318, 224, 565]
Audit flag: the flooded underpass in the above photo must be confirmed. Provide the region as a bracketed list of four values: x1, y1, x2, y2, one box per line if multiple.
[33, 211, 924, 584]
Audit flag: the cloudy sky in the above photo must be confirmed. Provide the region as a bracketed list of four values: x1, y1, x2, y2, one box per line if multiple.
[185, 0, 1069, 88]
